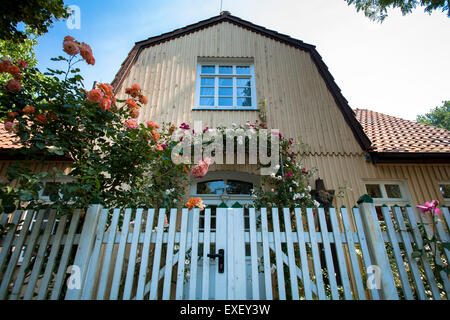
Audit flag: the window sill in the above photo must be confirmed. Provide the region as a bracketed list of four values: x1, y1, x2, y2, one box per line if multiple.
[192, 106, 258, 111]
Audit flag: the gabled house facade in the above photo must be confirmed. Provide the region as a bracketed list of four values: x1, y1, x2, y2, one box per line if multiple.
[108, 11, 449, 210]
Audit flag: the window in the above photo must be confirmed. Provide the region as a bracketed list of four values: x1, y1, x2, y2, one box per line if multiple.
[194, 60, 257, 110]
[439, 183, 450, 206]
[364, 181, 412, 222]
[197, 179, 253, 195]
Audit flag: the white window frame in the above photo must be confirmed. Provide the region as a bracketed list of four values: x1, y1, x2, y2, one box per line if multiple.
[363, 180, 413, 206]
[193, 58, 257, 110]
[438, 181, 450, 206]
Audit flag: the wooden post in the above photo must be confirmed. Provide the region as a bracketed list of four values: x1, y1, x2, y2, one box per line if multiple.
[357, 195, 398, 300]
[65, 204, 103, 300]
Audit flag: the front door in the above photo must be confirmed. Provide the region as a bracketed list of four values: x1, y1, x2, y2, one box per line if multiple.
[185, 172, 262, 299]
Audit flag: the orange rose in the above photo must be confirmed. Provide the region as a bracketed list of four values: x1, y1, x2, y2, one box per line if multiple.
[139, 94, 148, 105]
[7, 111, 19, 118]
[35, 114, 48, 124]
[22, 105, 35, 114]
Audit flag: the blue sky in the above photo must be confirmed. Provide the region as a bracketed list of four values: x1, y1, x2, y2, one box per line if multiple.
[35, 0, 450, 120]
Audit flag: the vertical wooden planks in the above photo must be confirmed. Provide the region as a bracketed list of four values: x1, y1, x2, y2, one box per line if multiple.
[306, 207, 326, 299]
[149, 208, 166, 300]
[162, 208, 178, 300]
[317, 207, 339, 300]
[294, 208, 313, 300]
[123, 208, 144, 300]
[271, 207, 286, 300]
[282, 208, 299, 300]
[96, 208, 121, 300]
[109, 208, 132, 300]
[260, 208, 272, 300]
[201, 208, 211, 300]
[175, 208, 189, 300]
[249, 207, 260, 300]
[379, 205, 414, 300]
[188, 208, 200, 299]
[135, 208, 155, 300]
[0, 210, 23, 277]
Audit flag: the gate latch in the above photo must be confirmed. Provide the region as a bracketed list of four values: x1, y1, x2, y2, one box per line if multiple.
[207, 249, 224, 273]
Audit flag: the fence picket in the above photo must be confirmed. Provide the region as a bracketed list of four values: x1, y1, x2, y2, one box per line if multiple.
[282, 208, 299, 300]
[50, 209, 81, 300]
[123, 208, 144, 300]
[306, 208, 326, 300]
[23, 209, 57, 299]
[162, 208, 178, 300]
[328, 207, 352, 300]
[10, 210, 46, 300]
[379, 205, 414, 300]
[249, 208, 260, 300]
[175, 208, 189, 300]
[0, 210, 22, 277]
[403, 206, 442, 300]
[109, 208, 132, 300]
[135, 209, 155, 300]
[432, 210, 450, 297]
[201, 208, 211, 300]
[188, 208, 200, 299]
[260, 208, 272, 300]
[96, 208, 121, 300]
[340, 206, 365, 300]
[317, 207, 339, 300]
[37, 214, 68, 299]
[271, 208, 286, 300]
[294, 208, 312, 300]
[149, 208, 166, 300]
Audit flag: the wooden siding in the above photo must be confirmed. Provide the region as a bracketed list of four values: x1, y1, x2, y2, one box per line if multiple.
[116, 21, 363, 155]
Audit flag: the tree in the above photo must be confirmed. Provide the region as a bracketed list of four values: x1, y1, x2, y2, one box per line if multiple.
[345, 0, 450, 22]
[416, 101, 450, 131]
[0, 0, 69, 42]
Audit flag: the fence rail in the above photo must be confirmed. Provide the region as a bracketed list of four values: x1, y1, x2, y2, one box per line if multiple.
[0, 202, 448, 300]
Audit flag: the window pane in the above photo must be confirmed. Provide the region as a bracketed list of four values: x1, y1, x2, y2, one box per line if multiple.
[219, 97, 233, 106]
[197, 180, 225, 194]
[201, 77, 214, 86]
[385, 184, 402, 198]
[219, 66, 232, 74]
[440, 185, 450, 198]
[237, 97, 252, 107]
[218, 78, 232, 86]
[237, 87, 251, 97]
[201, 65, 215, 74]
[366, 184, 382, 198]
[226, 180, 253, 194]
[236, 66, 250, 74]
[219, 87, 233, 96]
[237, 78, 251, 87]
[200, 87, 214, 96]
[200, 97, 214, 106]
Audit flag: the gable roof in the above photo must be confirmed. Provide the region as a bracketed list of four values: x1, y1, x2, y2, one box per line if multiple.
[355, 109, 450, 163]
[111, 11, 372, 152]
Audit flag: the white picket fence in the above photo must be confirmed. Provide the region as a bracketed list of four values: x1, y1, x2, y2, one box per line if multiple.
[0, 202, 448, 300]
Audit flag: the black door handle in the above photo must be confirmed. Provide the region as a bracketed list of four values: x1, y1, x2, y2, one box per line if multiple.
[207, 249, 224, 273]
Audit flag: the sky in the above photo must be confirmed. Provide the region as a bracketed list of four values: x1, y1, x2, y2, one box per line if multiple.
[34, 0, 450, 120]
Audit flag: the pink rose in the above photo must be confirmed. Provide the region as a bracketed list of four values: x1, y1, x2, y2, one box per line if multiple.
[6, 79, 22, 92]
[63, 40, 80, 56]
[125, 119, 138, 130]
[100, 98, 112, 111]
[190, 157, 211, 178]
[86, 89, 104, 103]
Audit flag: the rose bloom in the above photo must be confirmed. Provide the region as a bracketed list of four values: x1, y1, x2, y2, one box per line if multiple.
[100, 98, 112, 111]
[151, 129, 160, 142]
[79, 42, 95, 65]
[139, 94, 148, 105]
[17, 59, 28, 69]
[125, 84, 141, 97]
[7, 65, 21, 78]
[48, 113, 58, 120]
[156, 144, 164, 151]
[146, 121, 159, 129]
[35, 114, 48, 125]
[97, 83, 114, 97]
[190, 158, 211, 178]
[7, 112, 19, 118]
[6, 79, 22, 92]
[125, 98, 138, 109]
[63, 40, 80, 56]
[186, 197, 205, 211]
[4, 120, 18, 133]
[22, 105, 35, 114]
[86, 89, 104, 103]
[125, 119, 138, 129]
[130, 108, 139, 118]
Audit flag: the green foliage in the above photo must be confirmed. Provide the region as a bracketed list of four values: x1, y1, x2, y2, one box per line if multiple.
[0, 0, 69, 42]
[0, 44, 189, 214]
[416, 101, 450, 131]
[345, 0, 450, 22]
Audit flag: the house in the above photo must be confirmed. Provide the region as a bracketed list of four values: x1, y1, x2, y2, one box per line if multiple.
[0, 11, 449, 300]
